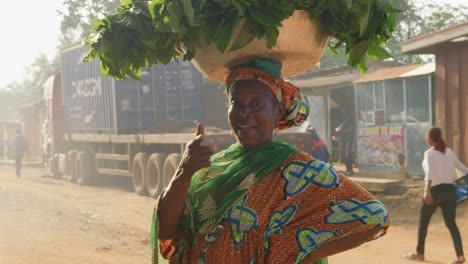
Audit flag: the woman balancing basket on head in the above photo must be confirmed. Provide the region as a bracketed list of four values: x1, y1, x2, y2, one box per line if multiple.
[86, 1, 399, 263]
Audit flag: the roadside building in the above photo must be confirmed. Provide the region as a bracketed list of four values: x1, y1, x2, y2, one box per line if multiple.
[291, 62, 436, 181]
[290, 61, 401, 163]
[9, 99, 44, 159]
[0, 121, 19, 160]
[353, 63, 435, 177]
[0, 93, 23, 159]
[401, 21, 468, 165]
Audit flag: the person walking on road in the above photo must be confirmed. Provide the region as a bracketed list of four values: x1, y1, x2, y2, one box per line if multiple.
[404, 127, 467, 264]
[9, 128, 28, 179]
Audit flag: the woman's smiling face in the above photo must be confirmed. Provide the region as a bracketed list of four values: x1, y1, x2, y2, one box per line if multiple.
[228, 80, 284, 149]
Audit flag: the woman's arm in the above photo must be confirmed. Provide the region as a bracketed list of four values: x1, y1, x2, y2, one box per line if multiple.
[452, 151, 468, 176]
[299, 226, 384, 264]
[423, 150, 434, 181]
[158, 124, 213, 239]
[423, 180, 433, 205]
[158, 167, 194, 239]
[422, 150, 434, 205]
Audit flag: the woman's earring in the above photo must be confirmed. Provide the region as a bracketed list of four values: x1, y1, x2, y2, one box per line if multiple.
[274, 120, 280, 136]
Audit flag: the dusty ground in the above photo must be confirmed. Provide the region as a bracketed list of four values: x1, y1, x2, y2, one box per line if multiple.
[0, 166, 466, 264]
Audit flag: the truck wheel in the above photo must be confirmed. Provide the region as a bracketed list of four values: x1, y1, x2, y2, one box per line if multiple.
[49, 154, 61, 179]
[62, 153, 71, 176]
[132, 153, 148, 196]
[163, 153, 181, 187]
[57, 153, 68, 179]
[146, 153, 167, 199]
[67, 151, 78, 183]
[75, 151, 95, 186]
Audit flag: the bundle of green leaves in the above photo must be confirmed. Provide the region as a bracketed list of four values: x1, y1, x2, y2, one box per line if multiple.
[85, 0, 398, 80]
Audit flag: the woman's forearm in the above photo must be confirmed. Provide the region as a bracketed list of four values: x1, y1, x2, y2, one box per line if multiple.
[158, 167, 193, 239]
[453, 155, 468, 175]
[424, 180, 432, 193]
[157, 123, 212, 239]
[422, 180, 434, 205]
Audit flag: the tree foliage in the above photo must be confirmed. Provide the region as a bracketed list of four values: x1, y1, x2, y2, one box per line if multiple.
[57, 0, 120, 49]
[317, 0, 468, 69]
[389, 0, 468, 64]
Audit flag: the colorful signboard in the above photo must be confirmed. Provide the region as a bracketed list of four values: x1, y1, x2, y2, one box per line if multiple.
[357, 126, 406, 172]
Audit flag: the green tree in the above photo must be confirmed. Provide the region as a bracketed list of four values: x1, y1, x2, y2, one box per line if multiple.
[317, 0, 468, 69]
[57, 0, 120, 49]
[390, 0, 468, 64]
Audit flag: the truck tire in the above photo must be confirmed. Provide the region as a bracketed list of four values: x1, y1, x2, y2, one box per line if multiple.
[146, 153, 167, 199]
[75, 151, 95, 186]
[49, 154, 61, 179]
[67, 151, 78, 183]
[132, 153, 148, 196]
[163, 153, 181, 187]
[58, 153, 68, 179]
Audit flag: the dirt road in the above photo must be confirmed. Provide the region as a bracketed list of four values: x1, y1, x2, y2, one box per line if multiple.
[0, 166, 466, 264]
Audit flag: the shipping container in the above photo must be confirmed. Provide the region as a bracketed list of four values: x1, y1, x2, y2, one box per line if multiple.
[61, 46, 204, 134]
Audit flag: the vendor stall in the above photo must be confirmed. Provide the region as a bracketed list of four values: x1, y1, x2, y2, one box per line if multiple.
[353, 63, 435, 177]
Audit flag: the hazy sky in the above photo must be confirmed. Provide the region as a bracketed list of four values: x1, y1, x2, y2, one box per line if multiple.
[0, 0, 466, 88]
[0, 0, 62, 88]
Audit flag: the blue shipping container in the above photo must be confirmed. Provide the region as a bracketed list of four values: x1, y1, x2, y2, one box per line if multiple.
[61, 46, 204, 134]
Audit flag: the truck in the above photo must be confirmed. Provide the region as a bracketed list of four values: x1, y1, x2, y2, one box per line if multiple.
[43, 46, 314, 199]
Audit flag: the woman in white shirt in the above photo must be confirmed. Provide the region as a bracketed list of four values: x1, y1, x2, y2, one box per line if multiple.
[404, 127, 467, 264]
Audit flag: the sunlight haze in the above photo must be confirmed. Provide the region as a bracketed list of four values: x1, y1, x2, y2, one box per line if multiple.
[0, 0, 62, 88]
[0, 0, 466, 89]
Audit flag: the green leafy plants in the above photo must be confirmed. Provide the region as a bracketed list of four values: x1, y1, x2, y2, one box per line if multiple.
[85, 0, 398, 80]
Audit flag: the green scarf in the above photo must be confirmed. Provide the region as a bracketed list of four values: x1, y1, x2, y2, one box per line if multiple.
[182, 141, 300, 235]
[151, 141, 327, 264]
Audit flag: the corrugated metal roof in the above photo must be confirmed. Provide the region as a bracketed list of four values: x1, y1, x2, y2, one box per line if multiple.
[401, 21, 468, 45]
[400, 21, 468, 54]
[400, 63, 435, 77]
[353, 63, 435, 83]
[292, 72, 361, 88]
[289, 60, 403, 90]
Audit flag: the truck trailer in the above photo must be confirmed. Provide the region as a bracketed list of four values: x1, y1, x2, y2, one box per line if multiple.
[43, 46, 313, 199]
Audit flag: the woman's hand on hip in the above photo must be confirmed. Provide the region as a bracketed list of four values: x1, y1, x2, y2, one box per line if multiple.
[180, 123, 213, 175]
[423, 190, 433, 205]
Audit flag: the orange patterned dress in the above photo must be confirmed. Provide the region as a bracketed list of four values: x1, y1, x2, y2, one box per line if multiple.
[156, 152, 389, 263]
